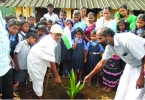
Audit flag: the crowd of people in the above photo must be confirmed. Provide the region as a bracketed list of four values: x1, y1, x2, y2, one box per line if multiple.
[0, 0, 145, 99]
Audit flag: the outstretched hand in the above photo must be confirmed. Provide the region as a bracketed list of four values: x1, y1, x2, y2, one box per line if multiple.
[55, 76, 61, 84]
[136, 77, 144, 89]
[83, 75, 91, 83]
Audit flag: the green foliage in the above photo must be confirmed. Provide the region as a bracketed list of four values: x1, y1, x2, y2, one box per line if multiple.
[61, 69, 84, 99]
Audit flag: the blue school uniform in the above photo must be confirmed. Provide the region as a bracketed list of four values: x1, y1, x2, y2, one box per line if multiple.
[61, 40, 72, 61]
[9, 33, 18, 58]
[85, 41, 104, 73]
[72, 38, 86, 70]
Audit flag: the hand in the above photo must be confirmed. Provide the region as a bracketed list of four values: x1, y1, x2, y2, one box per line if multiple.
[10, 59, 14, 68]
[136, 76, 144, 89]
[83, 75, 91, 83]
[75, 38, 79, 43]
[55, 76, 61, 84]
[84, 58, 87, 63]
[0, 94, 2, 97]
[15, 65, 20, 72]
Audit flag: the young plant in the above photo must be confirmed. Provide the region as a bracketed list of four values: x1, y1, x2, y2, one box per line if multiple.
[61, 69, 84, 99]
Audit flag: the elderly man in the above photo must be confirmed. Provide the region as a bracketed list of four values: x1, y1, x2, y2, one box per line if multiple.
[84, 27, 145, 100]
[0, 0, 14, 99]
[27, 24, 62, 99]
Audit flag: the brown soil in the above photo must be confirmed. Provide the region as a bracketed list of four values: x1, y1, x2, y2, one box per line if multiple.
[13, 77, 116, 99]
[43, 77, 116, 99]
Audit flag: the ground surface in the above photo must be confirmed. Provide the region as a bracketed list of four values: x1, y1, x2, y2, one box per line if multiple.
[14, 77, 116, 99]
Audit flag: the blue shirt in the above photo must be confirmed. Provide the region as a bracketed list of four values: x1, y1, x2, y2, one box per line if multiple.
[85, 40, 104, 52]
[0, 11, 11, 76]
[72, 38, 86, 49]
[136, 28, 144, 35]
[57, 19, 65, 29]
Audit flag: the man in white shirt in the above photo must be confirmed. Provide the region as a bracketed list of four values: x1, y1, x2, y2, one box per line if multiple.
[84, 27, 145, 100]
[0, 0, 14, 99]
[43, 3, 59, 22]
[27, 24, 62, 99]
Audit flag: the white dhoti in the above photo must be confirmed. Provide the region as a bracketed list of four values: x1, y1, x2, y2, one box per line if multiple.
[27, 52, 50, 96]
[27, 35, 56, 96]
[114, 64, 145, 100]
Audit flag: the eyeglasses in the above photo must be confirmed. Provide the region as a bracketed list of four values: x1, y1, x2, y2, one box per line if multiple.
[55, 33, 62, 37]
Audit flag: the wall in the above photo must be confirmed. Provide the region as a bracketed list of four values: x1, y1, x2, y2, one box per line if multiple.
[0, 6, 15, 18]
[15, 7, 32, 19]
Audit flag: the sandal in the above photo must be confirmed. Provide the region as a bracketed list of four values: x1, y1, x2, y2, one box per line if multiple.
[105, 87, 113, 93]
[102, 86, 108, 92]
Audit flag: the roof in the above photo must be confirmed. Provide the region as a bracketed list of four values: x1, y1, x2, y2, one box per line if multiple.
[1, 0, 145, 10]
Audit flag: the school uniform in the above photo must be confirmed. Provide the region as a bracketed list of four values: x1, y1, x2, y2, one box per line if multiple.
[18, 30, 26, 42]
[85, 41, 104, 73]
[72, 38, 86, 70]
[14, 40, 30, 82]
[102, 33, 145, 100]
[27, 34, 57, 96]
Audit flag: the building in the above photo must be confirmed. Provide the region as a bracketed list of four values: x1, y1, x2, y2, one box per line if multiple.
[1, 0, 145, 22]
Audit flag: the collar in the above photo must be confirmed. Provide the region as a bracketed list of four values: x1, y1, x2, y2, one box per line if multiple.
[24, 40, 29, 46]
[90, 40, 98, 43]
[21, 30, 26, 36]
[114, 35, 119, 47]
[48, 12, 54, 15]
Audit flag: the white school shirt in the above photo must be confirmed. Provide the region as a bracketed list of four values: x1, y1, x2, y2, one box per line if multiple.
[43, 12, 59, 22]
[102, 33, 145, 68]
[14, 40, 30, 69]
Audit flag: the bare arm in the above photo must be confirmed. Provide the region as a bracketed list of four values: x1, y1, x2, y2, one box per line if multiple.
[84, 50, 88, 63]
[136, 56, 145, 89]
[13, 53, 20, 72]
[72, 38, 78, 49]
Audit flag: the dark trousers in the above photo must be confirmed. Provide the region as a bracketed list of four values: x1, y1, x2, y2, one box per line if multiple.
[0, 68, 13, 99]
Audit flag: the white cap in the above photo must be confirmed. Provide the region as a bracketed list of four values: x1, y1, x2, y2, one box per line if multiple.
[50, 24, 63, 34]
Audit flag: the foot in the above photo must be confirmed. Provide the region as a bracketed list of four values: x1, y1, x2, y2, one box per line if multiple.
[102, 86, 108, 92]
[95, 83, 100, 88]
[65, 75, 70, 78]
[105, 87, 113, 93]
[61, 74, 65, 78]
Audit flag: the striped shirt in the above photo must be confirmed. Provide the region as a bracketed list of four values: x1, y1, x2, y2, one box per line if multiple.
[0, 11, 11, 76]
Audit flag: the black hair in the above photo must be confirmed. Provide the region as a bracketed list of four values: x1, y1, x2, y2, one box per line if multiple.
[53, 21, 59, 25]
[35, 21, 47, 29]
[87, 12, 95, 17]
[19, 14, 23, 17]
[27, 16, 35, 20]
[73, 10, 81, 21]
[119, 4, 127, 10]
[40, 17, 47, 22]
[47, 3, 54, 8]
[139, 30, 145, 38]
[80, 6, 87, 10]
[75, 27, 84, 35]
[60, 9, 67, 15]
[133, 14, 145, 35]
[25, 32, 37, 39]
[19, 20, 29, 27]
[5, 14, 16, 22]
[28, 28, 38, 34]
[65, 19, 74, 27]
[47, 19, 53, 24]
[90, 30, 96, 35]
[8, 19, 21, 27]
[37, 25, 46, 30]
[97, 27, 115, 37]
[117, 19, 130, 32]
[104, 6, 112, 13]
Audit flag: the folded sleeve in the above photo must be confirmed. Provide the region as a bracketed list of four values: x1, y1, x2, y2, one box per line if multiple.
[102, 45, 114, 60]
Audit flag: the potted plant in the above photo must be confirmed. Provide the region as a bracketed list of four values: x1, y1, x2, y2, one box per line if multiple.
[61, 69, 85, 99]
